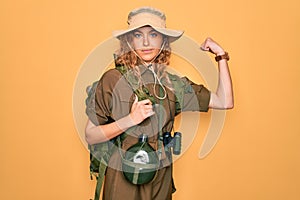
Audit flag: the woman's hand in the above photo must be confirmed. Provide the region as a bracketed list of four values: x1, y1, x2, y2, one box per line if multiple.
[85, 96, 155, 145]
[129, 95, 155, 125]
[200, 37, 225, 56]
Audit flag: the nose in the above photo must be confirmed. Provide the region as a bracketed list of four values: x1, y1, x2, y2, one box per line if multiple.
[143, 35, 149, 46]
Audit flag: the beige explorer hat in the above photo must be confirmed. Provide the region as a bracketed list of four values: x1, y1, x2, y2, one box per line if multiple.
[112, 7, 184, 43]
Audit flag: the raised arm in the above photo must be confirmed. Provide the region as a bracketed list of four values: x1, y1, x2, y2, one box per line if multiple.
[201, 37, 234, 110]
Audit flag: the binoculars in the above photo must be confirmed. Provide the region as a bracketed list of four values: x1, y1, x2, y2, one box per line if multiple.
[162, 132, 182, 155]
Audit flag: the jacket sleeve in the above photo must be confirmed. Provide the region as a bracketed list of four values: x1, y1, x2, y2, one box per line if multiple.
[182, 76, 211, 112]
[170, 74, 211, 115]
[85, 69, 121, 125]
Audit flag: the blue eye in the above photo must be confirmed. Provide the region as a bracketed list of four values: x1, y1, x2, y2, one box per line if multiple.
[133, 33, 142, 38]
[150, 32, 158, 37]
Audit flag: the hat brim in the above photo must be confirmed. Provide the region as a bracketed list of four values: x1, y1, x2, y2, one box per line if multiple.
[112, 23, 184, 43]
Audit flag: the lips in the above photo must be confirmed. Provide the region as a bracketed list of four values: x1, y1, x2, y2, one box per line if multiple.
[136, 48, 159, 62]
[141, 49, 154, 54]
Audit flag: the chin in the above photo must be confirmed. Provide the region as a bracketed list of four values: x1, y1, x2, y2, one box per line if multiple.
[140, 55, 156, 62]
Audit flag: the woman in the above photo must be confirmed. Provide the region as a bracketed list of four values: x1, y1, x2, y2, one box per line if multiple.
[85, 7, 233, 200]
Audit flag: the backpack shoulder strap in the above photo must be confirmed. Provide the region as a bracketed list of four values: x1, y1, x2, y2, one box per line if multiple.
[166, 72, 186, 115]
[94, 157, 107, 200]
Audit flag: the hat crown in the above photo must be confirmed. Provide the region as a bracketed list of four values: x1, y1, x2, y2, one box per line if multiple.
[127, 7, 166, 28]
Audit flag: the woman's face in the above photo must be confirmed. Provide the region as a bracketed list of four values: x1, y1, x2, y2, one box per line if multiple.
[131, 26, 164, 63]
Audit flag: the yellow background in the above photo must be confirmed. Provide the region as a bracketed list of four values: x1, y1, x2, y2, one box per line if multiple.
[1, 0, 299, 199]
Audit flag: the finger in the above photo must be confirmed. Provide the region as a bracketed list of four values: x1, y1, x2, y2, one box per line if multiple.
[134, 94, 138, 103]
[200, 42, 216, 54]
[200, 46, 206, 51]
[139, 99, 152, 105]
[200, 42, 207, 51]
[200, 46, 213, 54]
[144, 103, 153, 108]
[200, 42, 209, 51]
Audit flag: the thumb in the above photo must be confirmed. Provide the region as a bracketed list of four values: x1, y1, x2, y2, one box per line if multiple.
[134, 94, 138, 103]
[131, 94, 138, 111]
